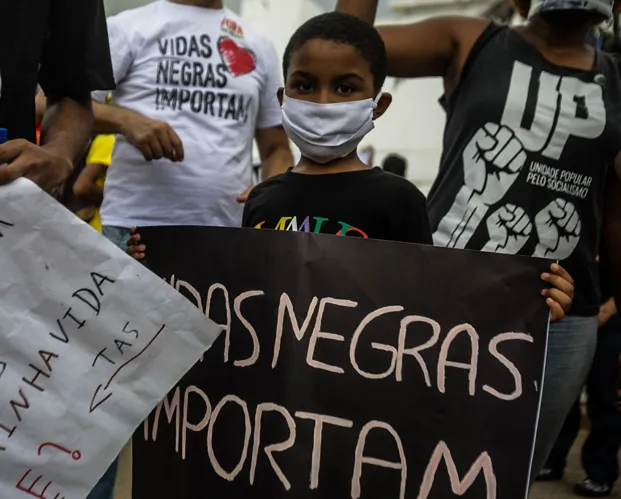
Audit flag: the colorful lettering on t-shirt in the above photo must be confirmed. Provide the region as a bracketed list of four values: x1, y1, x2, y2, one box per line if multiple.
[221, 18, 245, 39]
[255, 216, 368, 238]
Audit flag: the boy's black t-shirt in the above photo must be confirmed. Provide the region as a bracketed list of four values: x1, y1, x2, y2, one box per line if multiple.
[243, 167, 433, 245]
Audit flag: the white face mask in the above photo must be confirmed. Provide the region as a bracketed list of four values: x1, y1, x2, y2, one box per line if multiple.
[281, 93, 382, 164]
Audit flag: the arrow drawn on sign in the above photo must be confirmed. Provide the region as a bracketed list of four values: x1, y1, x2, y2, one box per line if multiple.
[89, 325, 166, 413]
[0, 361, 6, 381]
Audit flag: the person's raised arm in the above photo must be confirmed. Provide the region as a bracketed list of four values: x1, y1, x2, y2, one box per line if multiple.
[335, 0, 379, 24]
[336, 0, 488, 82]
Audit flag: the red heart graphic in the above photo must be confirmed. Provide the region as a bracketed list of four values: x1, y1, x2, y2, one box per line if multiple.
[218, 37, 256, 77]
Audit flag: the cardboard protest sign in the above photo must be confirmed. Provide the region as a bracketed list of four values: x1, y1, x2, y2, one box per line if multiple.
[133, 226, 551, 499]
[0, 180, 222, 499]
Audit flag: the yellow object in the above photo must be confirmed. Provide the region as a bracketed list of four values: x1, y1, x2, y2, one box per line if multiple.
[86, 134, 115, 232]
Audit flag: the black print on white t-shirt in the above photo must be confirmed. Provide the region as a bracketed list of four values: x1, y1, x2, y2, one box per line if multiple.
[154, 34, 254, 122]
[434, 61, 605, 259]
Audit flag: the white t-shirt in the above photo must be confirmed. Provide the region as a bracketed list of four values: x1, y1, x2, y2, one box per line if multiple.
[94, 1, 282, 228]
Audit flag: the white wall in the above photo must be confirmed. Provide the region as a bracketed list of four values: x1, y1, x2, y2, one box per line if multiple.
[104, 0, 243, 15]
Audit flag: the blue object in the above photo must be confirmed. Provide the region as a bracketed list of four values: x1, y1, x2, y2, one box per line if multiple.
[0, 128, 8, 144]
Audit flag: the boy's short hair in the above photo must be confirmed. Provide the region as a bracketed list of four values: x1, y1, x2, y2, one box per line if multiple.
[383, 154, 407, 177]
[283, 12, 387, 92]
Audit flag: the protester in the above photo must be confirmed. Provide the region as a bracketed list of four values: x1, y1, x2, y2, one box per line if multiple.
[536, 287, 620, 497]
[336, 0, 621, 478]
[0, 0, 114, 192]
[91, 0, 292, 250]
[382, 154, 408, 177]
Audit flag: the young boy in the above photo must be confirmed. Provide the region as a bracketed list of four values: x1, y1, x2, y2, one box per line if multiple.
[128, 12, 574, 321]
[242, 12, 432, 243]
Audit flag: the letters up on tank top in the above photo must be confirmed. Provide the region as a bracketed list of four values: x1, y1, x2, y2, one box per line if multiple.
[427, 24, 621, 316]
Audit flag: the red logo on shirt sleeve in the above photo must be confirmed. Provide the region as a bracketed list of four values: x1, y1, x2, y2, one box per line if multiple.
[218, 37, 256, 77]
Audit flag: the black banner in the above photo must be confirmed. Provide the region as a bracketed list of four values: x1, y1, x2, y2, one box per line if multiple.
[132, 226, 550, 499]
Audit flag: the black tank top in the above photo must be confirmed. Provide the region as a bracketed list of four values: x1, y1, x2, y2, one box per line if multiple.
[427, 23, 621, 316]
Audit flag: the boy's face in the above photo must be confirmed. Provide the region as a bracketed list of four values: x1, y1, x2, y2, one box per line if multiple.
[279, 39, 391, 118]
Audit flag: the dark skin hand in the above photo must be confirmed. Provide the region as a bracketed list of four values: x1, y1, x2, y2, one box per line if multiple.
[93, 102, 185, 163]
[73, 163, 107, 204]
[0, 96, 92, 192]
[541, 264, 574, 321]
[127, 228, 146, 260]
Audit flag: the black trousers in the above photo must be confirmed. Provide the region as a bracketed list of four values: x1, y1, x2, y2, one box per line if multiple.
[544, 317, 621, 485]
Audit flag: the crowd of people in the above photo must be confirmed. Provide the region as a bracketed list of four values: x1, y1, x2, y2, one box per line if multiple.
[0, 0, 620, 497]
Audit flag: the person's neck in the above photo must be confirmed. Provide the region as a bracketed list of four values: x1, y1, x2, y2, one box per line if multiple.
[521, 16, 592, 50]
[293, 153, 368, 175]
[167, 0, 223, 9]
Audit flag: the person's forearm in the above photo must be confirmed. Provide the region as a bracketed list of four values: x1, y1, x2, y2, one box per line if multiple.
[41, 96, 93, 166]
[261, 145, 293, 180]
[84, 185, 104, 205]
[92, 101, 144, 135]
[336, 0, 379, 24]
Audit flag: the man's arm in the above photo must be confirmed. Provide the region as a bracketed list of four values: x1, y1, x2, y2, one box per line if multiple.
[602, 164, 621, 309]
[335, 0, 379, 24]
[93, 102, 184, 162]
[74, 163, 107, 205]
[41, 94, 93, 169]
[254, 38, 291, 179]
[236, 36, 292, 203]
[256, 126, 293, 180]
[236, 127, 292, 203]
[336, 0, 488, 80]
[0, 93, 92, 192]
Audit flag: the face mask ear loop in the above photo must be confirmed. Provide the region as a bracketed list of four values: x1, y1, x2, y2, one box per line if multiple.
[373, 91, 383, 109]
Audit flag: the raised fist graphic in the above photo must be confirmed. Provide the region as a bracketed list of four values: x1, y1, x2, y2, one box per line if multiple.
[462, 123, 527, 205]
[482, 204, 532, 254]
[533, 198, 581, 260]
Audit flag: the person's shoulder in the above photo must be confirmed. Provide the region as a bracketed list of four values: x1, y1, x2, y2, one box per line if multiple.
[369, 168, 427, 204]
[247, 173, 289, 202]
[108, 0, 162, 25]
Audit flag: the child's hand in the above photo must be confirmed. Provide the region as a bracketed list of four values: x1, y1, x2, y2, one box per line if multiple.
[126, 227, 146, 260]
[541, 263, 574, 321]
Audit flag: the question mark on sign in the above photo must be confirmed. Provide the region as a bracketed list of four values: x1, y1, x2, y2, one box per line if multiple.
[38, 442, 82, 461]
